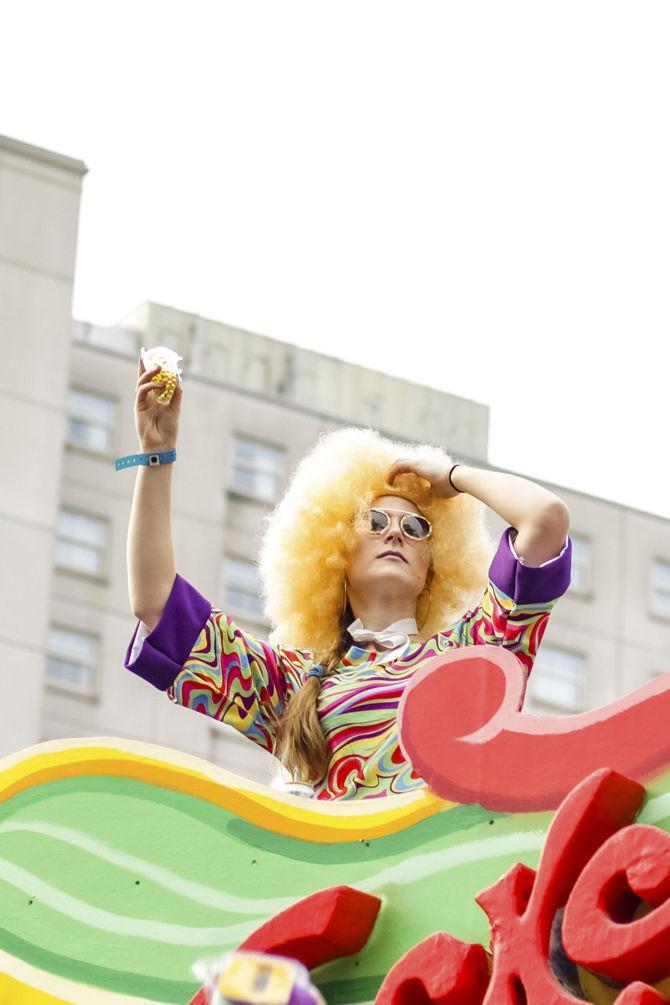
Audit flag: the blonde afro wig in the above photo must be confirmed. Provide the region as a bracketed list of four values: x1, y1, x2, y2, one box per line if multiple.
[258, 426, 497, 661]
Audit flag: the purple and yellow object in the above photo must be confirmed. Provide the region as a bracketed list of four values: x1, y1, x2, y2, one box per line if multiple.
[192, 950, 326, 1005]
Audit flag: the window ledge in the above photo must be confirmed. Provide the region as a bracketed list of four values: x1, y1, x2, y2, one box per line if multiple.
[648, 607, 670, 626]
[53, 564, 110, 586]
[227, 607, 271, 627]
[45, 681, 99, 702]
[226, 488, 277, 507]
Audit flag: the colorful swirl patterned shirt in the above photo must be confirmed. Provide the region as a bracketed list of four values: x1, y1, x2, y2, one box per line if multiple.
[125, 526, 571, 800]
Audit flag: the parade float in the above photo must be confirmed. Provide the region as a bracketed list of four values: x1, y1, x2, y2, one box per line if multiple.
[2, 644, 670, 1004]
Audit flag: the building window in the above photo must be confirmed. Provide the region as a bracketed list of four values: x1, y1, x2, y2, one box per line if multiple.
[230, 436, 283, 502]
[225, 557, 265, 617]
[66, 389, 116, 453]
[46, 626, 97, 696]
[526, 645, 585, 711]
[55, 510, 108, 577]
[569, 534, 591, 594]
[650, 559, 670, 619]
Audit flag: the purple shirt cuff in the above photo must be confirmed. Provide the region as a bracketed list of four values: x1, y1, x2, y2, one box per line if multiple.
[489, 526, 572, 605]
[124, 573, 212, 690]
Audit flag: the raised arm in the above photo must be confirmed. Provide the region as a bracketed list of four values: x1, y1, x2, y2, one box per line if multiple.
[123, 355, 314, 751]
[386, 459, 573, 678]
[448, 463, 570, 567]
[127, 353, 181, 626]
[127, 463, 176, 628]
[389, 457, 570, 567]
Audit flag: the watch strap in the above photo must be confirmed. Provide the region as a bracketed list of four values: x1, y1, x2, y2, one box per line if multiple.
[115, 449, 177, 471]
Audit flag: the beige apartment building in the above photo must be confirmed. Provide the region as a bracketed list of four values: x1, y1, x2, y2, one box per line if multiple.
[3, 132, 670, 787]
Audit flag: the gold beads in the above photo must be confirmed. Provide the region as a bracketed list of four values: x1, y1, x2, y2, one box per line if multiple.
[151, 369, 177, 404]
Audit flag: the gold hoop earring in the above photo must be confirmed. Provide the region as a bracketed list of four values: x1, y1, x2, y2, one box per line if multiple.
[417, 586, 431, 631]
[342, 579, 348, 616]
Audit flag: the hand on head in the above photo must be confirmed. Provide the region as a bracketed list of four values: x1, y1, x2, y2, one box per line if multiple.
[388, 458, 460, 499]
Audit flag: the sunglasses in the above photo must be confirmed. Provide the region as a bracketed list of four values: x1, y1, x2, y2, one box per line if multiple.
[367, 507, 432, 541]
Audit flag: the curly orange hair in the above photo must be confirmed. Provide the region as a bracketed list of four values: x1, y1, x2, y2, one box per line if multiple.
[257, 426, 496, 783]
[259, 425, 495, 657]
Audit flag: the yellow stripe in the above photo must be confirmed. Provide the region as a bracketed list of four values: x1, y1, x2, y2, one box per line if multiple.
[0, 739, 451, 843]
[0, 971, 68, 1004]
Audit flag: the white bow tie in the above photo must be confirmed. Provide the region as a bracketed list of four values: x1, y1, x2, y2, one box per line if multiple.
[347, 617, 418, 650]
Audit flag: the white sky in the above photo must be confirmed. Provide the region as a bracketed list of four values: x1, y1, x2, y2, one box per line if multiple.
[3, 1, 669, 518]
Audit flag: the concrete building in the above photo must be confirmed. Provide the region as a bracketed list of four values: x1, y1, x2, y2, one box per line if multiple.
[0, 134, 88, 757]
[3, 132, 670, 787]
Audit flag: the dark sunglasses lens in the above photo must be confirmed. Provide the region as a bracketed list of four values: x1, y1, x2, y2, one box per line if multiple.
[369, 509, 389, 533]
[402, 515, 430, 539]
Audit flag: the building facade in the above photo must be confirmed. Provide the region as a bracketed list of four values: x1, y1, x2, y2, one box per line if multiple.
[0, 133, 88, 756]
[4, 132, 670, 787]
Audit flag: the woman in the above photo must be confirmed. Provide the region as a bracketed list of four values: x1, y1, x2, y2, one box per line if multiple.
[124, 354, 572, 800]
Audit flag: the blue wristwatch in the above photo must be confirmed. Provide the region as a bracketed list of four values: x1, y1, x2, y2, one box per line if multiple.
[115, 449, 177, 471]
